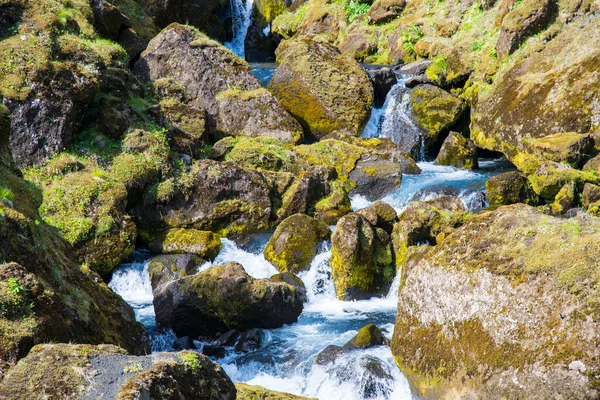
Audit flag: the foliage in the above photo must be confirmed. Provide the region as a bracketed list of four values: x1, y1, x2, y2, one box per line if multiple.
[344, 0, 370, 22]
[401, 25, 424, 57]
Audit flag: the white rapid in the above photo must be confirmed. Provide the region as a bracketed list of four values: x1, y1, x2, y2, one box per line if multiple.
[224, 0, 255, 59]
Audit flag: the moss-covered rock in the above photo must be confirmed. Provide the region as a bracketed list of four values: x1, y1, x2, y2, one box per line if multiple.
[211, 136, 295, 172]
[434, 131, 478, 169]
[344, 324, 389, 348]
[253, 0, 288, 27]
[496, 0, 553, 58]
[409, 84, 466, 155]
[392, 195, 466, 268]
[147, 228, 222, 259]
[268, 35, 373, 139]
[236, 383, 316, 399]
[216, 88, 303, 144]
[0, 344, 235, 400]
[367, 0, 406, 24]
[148, 254, 206, 290]
[391, 204, 600, 398]
[550, 180, 576, 214]
[530, 132, 594, 168]
[527, 161, 597, 200]
[337, 23, 378, 62]
[330, 213, 395, 300]
[153, 262, 304, 337]
[582, 183, 600, 211]
[264, 213, 331, 274]
[485, 171, 540, 206]
[356, 200, 398, 234]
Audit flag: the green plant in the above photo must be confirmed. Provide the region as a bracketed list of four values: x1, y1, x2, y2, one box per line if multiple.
[179, 352, 201, 372]
[123, 362, 143, 373]
[0, 186, 14, 208]
[401, 25, 424, 57]
[344, 0, 370, 22]
[0, 277, 27, 318]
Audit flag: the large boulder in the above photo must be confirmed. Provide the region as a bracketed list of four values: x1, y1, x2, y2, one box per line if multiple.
[486, 171, 540, 206]
[264, 213, 331, 274]
[392, 204, 600, 398]
[0, 344, 235, 400]
[148, 254, 206, 290]
[392, 195, 466, 268]
[268, 35, 373, 139]
[210, 136, 296, 172]
[153, 262, 303, 337]
[471, 19, 600, 174]
[133, 159, 276, 236]
[330, 212, 395, 300]
[216, 88, 303, 144]
[434, 131, 478, 169]
[146, 228, 222, 258]
[496, 0, 554, 58]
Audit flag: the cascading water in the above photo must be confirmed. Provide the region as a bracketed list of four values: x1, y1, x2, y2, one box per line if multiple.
[225, 0, 255, 58]
[361, 73, 425, 160]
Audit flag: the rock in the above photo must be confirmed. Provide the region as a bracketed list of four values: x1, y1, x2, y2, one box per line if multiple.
[531, 132, 594, 168]
[236, 383, 317, 399]
[528, 161, 597, 200]
[146, 228, 222, 258]
[366, 67, 398, 108]
[344, 324, 389, 348]
[582, 183, 600, 210]
[133, 159, 275, 236]
[330, 213, 395, 300]
[234, 328, 265, 352]
[409, 84, 466, 156]
[270, 272, 308, 302]
[216, 88, 303, 144]
[486, 171, 540, 206]
[143, 0, 227, 33]
[0, 344, 235, 399]
[149, 99, 208, 158]
[252, 0, 288, 26]
[397, 60, 432, 76]
[471, 20, 600, 174]
[314, 345, 348, 365]
[392, 195, 466, 267]
[98, 95, 140, 140]
[210, 136, 295, 172]
[134, 24, 262, 124]
[153, 262, 303, 337]
[202, 344, 226, 358]
[268, 35, 373, 139]
[496, 0, 554, 58]
[148, 254, 206, 290]
[404, 75, 434, 88]
[277, 165, 352, 223]
[356, 200, 398, 234]
[293, 139, 402, 200]
[551, 180, 576, 214]
[264, 214, 331, 274]
[90, 0, 129, 40]
[391, 204, 600, 399]
[434, 132, 478, 169]
[368, 0, 406, 24]
[244, 21, 278, 62]
[337, 23, 378, 62]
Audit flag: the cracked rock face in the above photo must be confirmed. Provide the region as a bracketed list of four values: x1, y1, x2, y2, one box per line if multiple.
[391, 204, 600, 399]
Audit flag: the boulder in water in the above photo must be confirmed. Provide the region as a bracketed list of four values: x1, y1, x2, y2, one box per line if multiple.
[270, 272, 308, 302]
[264, 213, 331, 274]
[434, 131, 478, 169]
[153, 262, 303, 337]
[0, 344, 235, 399]
[392, 195, 466, 268]
[345, 324, 389, 349]
[356, 200, 398, 234]
[148, 254, 207, 290]
[391, 204, 600, 398]
[330, 212, 395, 300]
[236, 383, 317, 399]
[486, 171, 540, 206]
[268, 35, 373, 139]
[366, 67, 398, 108]
[146, 228, 222, 259]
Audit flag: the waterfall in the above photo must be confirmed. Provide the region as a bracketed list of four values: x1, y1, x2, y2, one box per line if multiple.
[225, 0, 255, 59]
[361, 74, 426, 160]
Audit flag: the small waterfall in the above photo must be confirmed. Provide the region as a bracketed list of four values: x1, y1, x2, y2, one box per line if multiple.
[225, 0, 255, 59]
[199, 238, 278, 279]
[361, 74, 426, 160]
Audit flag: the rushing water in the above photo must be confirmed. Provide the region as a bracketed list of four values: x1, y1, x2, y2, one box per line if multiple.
[249, 62, 278, 87]
[224, 0, 255, 58]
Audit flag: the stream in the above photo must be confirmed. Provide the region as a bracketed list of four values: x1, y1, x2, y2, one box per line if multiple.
[108, 64, 514, 399]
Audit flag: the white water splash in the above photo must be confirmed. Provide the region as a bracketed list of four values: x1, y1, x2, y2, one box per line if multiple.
[225, 0, 255, 59]
[199, 238, 278, 279]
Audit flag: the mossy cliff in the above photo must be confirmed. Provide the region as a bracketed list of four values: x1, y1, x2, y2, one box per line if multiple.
[392, 204, 600, 399]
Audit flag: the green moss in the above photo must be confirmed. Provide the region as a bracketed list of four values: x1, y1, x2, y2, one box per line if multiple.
[425, 55, 448, 86]
[293, 139, 365, 183]
[410, 85, 465, 139]
[222, 136, 293, 172]
[148, 228, 222, 259]
[178, 352, 201, 372]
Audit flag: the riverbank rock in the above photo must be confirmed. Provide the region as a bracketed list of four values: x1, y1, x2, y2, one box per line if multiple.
[330, 212, 395, 300]
[471, 19, 600, 174]
[216, 88, 303, 144]
[148, 254, 206, 290]
[434, 132, 478, 169]
[146, 228, 222, 258]
[210, 136, 296, 172]
[264, 214, 331, 274]
[368, 0, 406, 24]
[392, 204, 600, 399]
[356, 200, 398, 234]
[153, 262, 303, 337]
[133, 159, 275, 236]
[236, 383, 317, 399]
[0, 344, 235, 400]
[392, 195, 466, 267]
[527, 161, 597, 200]
[269, 35, 373, 139]
[486, 171, 540, 206]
